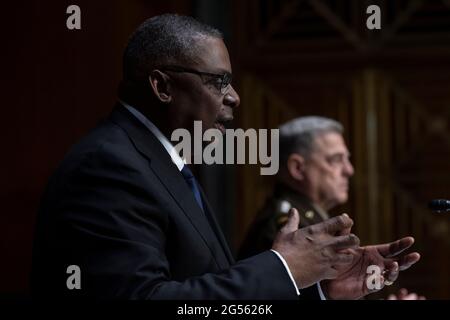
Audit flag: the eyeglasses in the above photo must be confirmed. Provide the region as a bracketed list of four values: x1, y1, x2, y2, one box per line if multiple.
[160, 65, 232, 95]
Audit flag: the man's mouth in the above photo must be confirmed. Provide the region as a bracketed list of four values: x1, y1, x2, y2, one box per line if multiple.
[214, 117, 233, 134]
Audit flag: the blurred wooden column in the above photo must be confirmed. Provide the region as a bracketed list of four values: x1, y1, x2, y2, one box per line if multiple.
[237, 75, 271, 248]
[236, 74, 296, 248]
[352, 69, 393, 245]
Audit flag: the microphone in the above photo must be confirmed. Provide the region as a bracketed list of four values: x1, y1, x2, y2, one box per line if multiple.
[428, 199, 450, 212]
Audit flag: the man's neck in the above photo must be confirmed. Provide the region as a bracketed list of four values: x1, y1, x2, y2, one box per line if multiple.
[283, 179, 333, 212]
[124, 99, 172, 139]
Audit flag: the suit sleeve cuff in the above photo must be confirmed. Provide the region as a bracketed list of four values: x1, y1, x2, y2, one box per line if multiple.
[270, 249, 300, 296]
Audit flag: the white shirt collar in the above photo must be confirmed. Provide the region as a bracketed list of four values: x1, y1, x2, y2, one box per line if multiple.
[119, 100, 185, 171]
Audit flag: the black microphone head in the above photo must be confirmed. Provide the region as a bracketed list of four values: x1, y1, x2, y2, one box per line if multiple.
[428, 199, 450, 212]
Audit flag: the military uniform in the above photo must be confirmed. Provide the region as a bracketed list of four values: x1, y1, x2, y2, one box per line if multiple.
[239, 183, 329, 260]
[238, 184, 330, 299]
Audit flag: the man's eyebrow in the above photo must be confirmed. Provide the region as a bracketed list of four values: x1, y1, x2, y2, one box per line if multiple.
[212, 68, 232, 74]
[327, 151, 351, 157]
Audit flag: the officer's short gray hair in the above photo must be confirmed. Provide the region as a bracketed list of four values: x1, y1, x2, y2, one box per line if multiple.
[279, 116, 344, 167]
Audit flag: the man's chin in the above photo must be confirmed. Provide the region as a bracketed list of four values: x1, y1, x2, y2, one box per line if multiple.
[213, 122, 227, 134]
[337, 194, 349, 204]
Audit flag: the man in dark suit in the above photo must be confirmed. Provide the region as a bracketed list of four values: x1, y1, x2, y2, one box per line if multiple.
[31, 14, 419, 300]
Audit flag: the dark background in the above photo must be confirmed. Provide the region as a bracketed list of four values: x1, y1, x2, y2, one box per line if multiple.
[2, 0, 449, 299]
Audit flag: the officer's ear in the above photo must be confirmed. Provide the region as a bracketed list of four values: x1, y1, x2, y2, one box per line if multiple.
[149, 70, 172, 104]
[287, 153, 306, 182]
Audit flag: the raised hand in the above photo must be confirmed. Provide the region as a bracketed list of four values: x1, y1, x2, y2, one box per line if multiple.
[272, 208, 360, 289]
[321, 237, 421, 300]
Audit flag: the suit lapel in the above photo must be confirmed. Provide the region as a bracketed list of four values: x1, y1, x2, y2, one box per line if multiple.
[109, 105, 231, 269]
[198, 186, 235, 264]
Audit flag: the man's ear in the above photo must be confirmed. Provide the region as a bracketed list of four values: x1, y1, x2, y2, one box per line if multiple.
[287, 153, 305, 182]
[149, 70, 172, 104]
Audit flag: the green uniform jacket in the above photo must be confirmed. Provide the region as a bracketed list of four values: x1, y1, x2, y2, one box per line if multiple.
[239, 184, 329, 260]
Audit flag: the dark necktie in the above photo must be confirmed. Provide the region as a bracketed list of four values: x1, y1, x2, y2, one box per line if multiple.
[181, 165, 204, 212]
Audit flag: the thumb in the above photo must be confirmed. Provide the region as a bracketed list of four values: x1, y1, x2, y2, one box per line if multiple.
[280, 208, 300, 234]
[336, 213, 352, 236]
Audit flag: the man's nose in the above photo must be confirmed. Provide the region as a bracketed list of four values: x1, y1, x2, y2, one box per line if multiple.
[223, 85, 240, 108]
[343, 159, 354, 177]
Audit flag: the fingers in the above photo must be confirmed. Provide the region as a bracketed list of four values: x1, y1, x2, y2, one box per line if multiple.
[378, 237, 415, 258]
[387, 288, 425, 300]
[403, 293, 419, 300]
[383, 261, 399, 284]
[397, 252, 421, 271]
[395, 289, 424, 300]
[398, 288, 408, 299]
[387, 289, 411, 300]
[335, 213, 352, 236]
[280, 208, 300, 234]
[329, 234, 360, 250]
[316, 214, 354, 235]
[400, 291, 426, 300]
